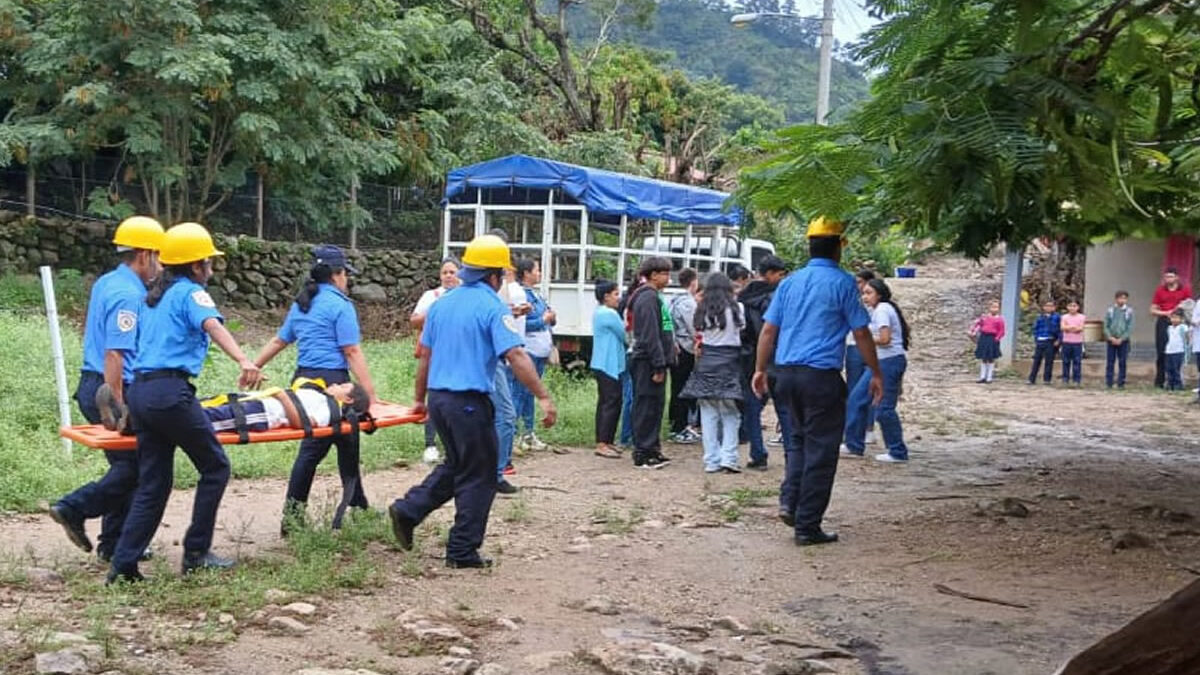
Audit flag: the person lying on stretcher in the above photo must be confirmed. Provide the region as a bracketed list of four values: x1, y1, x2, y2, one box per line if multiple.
[95, 378, 369, 437]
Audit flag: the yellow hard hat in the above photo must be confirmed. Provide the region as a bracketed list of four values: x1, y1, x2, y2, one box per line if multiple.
[806, 216, 845, 238]
[112, 216, 165, 251]
[159, 222, 224, 265]
[460, 234, 513, 270]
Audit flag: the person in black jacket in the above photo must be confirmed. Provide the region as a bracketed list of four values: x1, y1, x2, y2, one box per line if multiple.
[739, 256, 790, 470]
[625, 257, 676, 469]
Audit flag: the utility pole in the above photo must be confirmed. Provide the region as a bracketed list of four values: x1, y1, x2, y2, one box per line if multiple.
[816, 0, 834, 125]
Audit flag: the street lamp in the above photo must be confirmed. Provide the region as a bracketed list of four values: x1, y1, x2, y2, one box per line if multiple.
[730, 0, 835, 126]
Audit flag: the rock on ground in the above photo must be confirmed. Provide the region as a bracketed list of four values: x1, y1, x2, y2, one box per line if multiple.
[268, 616, 311, 634]
[584, 640, 716, 675]
[282, 602, 317, 616]
[439, 656, 481, 674]
[34, 649, 87, 675]
[293, 670, 385, 675]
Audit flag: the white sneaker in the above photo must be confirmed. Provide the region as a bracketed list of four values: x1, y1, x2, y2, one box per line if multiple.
[864, 431, 877, 445]
[839, 444, 864, 458]
[874, 453, 907, 463]
[524, 433, 548, 451]
[422, 446, 440, 464]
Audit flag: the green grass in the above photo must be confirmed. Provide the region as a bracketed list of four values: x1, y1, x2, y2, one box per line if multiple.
[0, 298, 600, 511]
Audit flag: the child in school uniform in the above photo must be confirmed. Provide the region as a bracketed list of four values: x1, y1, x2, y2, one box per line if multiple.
[1028, 299, 1060, 384]
[972, 300, 1005, 383]
[1059, 300, 1086, 385]
[1165, 309, 1189, 391]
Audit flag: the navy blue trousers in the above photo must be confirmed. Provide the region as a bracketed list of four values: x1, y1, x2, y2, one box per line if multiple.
[1029, 340, 1057, 383]
[391, 390, 497, 562]
[61, 371, 138, 556]
[285, 368, 368, 519]
[111, 375, 230, 575]
[775, 366, 847, 535]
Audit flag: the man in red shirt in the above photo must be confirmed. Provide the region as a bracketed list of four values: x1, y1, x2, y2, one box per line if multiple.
[1150, 267, 1192, 388]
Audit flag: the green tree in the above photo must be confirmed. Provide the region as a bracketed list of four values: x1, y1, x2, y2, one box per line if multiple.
[736, 0, 1200, 258]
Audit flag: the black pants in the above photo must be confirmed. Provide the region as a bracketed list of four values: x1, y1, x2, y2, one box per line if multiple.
[594, 370, 622, 444]
[1155, 316, 1169, 387]
[668, 350, 696, 433]
[630, 357, 666, 459]
[285, 367, 367, 525]
[391, 390, 496, 563]
[775, 366, 847, 535]
[1028, 341, 1057, 382]
[61, 371, 138, 557]
[114, 374, 231, 575]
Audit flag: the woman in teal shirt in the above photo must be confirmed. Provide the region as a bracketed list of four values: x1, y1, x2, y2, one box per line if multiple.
[591, 280, 626, 458]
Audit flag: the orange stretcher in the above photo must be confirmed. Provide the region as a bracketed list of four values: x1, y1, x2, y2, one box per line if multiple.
[60, 401, 424, 451]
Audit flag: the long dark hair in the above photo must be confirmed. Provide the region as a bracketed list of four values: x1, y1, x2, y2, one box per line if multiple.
[867, 278, 911, 350]
[296, 263, 341, 314]
[619, 256, 672, 316]
[695, 272, 743, 331]
[515, 258, 537, 284]
[145, 264, 202, 308]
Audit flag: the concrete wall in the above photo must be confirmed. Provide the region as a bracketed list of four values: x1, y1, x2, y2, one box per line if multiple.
[1083, 239, 1168, 346]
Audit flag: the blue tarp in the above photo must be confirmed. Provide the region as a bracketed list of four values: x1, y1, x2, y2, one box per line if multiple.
[443, 154, 741, 227]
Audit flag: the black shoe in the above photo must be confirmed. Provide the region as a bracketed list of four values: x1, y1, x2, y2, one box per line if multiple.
[634, 455, 670, 470]
[182, 550, 235, 574]
[97, 548, 152, 563]
[794, 530, 839, 546]
[105, 569, 145, 585]
[496, 480, 521, 495]
[388, 504, 415, 551]
[746, 459, 768, 471]
[778, 510, 795, 527]
[445, 557, 493, 569]
[49, 503, 92, 553]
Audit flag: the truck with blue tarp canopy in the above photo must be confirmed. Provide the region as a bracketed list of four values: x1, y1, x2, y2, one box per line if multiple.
[441, 154, 775, 355]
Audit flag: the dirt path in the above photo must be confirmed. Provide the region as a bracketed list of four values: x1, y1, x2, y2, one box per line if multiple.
[4, 259, 1200, 675]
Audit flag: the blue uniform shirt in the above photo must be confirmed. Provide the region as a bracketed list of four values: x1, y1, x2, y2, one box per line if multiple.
[764, 258, 870, 369]
[81, 264, 145, 382]
[1032, 312, 1061, 342]
[278, 283, 361, 370]
[132, 279, 223, 376]
[422, 281, 524, 393]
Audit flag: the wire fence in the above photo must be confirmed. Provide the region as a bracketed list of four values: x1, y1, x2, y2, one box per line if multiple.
[0, 167, 444, 251]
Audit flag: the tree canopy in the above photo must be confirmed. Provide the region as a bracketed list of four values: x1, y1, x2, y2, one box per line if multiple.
[735, 0, 1200, 258]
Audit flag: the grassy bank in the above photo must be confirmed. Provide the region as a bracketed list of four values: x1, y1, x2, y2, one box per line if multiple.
[0, 274, 599, 512]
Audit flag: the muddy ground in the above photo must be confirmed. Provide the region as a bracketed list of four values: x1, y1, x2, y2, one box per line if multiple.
[2, 257, 1199, 675]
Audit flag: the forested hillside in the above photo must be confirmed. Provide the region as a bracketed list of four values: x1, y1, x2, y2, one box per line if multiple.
[567, 0, 871, 124]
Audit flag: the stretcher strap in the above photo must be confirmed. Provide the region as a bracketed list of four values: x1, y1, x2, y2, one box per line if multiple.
[283, 390, 314, 438]
[228, 393, 250, 444]
[326, 396, 343, 438]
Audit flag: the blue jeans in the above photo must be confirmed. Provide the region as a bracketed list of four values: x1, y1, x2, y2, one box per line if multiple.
[742, 379, 768, 463]
[844, 344, 875, 431]
[1166, 352, 1185, 390]
[510, 356, 547, 434]
[490, 365, 516, 481]
[1061, 343, 1082, 383]
[619, 370, 633, 446]
[875, 355, 909, 460]
[700, 399, 741, 470]
[1029, 340, 1057, 383]
[1105, 341, 1129, 387]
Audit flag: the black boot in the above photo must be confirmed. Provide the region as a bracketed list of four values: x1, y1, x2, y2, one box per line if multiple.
[182, 550, 235, 574]
[49, 503, 92, 553]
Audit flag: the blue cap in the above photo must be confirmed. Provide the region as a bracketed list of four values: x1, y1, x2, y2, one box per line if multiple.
[313, 244, 359, 275]
[457, 266, 494, 284]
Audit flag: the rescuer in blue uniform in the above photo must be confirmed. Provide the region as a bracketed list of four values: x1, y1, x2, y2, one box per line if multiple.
[254, 244, 380, 534]
[388, 234, 557, 568]
[49, 216, 164, 561]
[107, 222, 262, 583]
[753, 217, 882, 546]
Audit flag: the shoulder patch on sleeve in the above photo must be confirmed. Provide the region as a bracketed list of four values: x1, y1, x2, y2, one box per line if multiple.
[116, 309, 137, 333]
[191, 290, 216, 308]
[502, 314, 521, 335]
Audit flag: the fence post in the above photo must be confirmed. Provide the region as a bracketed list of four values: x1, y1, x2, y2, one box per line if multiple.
[26, 164, 36, 216]
[349, 176, 359, 250]
[255, 171, 265, 239]
[40, 266, 74, 456]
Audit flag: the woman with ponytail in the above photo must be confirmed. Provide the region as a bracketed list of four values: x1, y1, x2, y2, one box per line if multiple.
[842, 278, 911, 463]
[107, 222, 261, 584]
[255, 245, 380, 534]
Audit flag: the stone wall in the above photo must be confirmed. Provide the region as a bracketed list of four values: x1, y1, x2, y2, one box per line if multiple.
[0, 211, 441, 310]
